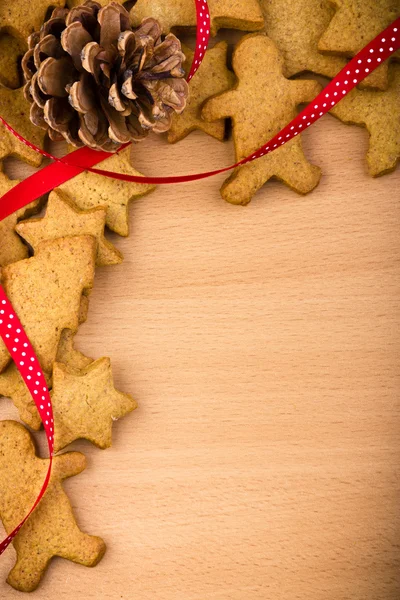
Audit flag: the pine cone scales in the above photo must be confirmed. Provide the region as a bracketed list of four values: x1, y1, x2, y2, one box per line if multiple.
[22, 1, 189, 151]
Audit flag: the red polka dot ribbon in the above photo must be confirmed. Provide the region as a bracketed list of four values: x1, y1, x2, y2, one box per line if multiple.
[0, 287, 54, 557]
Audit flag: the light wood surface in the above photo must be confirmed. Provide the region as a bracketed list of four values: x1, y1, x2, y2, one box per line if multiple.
[1, 111, 399, 599]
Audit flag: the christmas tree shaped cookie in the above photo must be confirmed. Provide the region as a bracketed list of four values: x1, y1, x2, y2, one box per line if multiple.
[0, 235, 96, 374]
[168, 42, 235, 143]
[330, 64, 400, 176]
[131, 0, 265, 36]
[0, 167, 43, 268]
[260, 0, 346, 78]
[17, 190, 123, 267]
[318, 0, 400, 90]
[58, 148, 155, 236]
[52, 358, 137, 452]
[202, 35, 322, 205]
[0, 86, 45, 167]
[0, 421, 106, 592]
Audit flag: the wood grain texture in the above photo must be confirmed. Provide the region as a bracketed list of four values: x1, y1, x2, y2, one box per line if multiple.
[1, 114, 399, 599]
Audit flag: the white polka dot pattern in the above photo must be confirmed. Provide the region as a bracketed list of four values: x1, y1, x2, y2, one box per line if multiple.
[0, 286, 54, 556]
[187, 0, 211, 82]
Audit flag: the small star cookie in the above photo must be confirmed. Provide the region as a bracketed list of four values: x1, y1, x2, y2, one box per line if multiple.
[330, 64, 400, 176]
[0, 235, 97, 374]
[16, 190, 123, 267]
[318, 0, 400, 90]
[202, 35, 322, 205]
[0, 86, 45, 167]
[51, 358, 137, 452]
[168, 42, 235, 143]
[260, 0, 346, 78]
[131, 0, 265, 36]
[58, 148, 155, 236]
[0, 420, 106, 593]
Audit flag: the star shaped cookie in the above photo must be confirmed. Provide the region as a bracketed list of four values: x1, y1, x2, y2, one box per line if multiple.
[0, 0, 65, 42]
[131, 0, 265, 36]
[318, 0, 400, 90]
[330, 64, 400, 176]
[0, 235, 96, 374]
[16, 190, 123, 267]
[202, 35, 322, 205]
[168, 42, 235, 143]
[58, 148, 155, 236]
[0, 86, 45, 167]
[260, 0, 346, 78]
[51, 358, 137, 452]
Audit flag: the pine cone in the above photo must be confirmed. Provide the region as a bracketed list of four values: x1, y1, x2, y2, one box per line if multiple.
[21, 1, 189, 151]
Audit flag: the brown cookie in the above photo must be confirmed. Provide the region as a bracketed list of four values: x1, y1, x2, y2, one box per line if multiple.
[0, 0, 65, 42]
[318, 0, 400, 90]
[16, 190, 123, 267]
[0, 32, 26, 89]
[0, 86, 45, 167]
[58, 148, 156, 236]
[330, 63, 400, 176]
[0, 296, 92, 431]
[56, 329, 93, 371]
[260, 0, 346, 78]
[0, 235, 97, 374]
[168, 42, 235, 143]
[202, 34, 322, 205]
[131, 0, 265, 36]
[0, 420, 106, 592]
[52, 358, 137, 452]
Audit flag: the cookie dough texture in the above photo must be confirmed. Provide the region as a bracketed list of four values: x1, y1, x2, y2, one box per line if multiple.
[330, 64, 400, 176]
[131, 0, 265, 36]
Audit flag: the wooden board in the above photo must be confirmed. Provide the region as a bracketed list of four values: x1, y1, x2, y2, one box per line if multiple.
[1, 109, 399, 598]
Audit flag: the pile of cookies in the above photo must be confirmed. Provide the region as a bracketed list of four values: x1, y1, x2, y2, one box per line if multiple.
[0, 0, 399, 592]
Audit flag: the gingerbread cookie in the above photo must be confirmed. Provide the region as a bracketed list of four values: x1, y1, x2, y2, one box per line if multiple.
[318, 0, 400, 90]
[0, 33, 26, 89]
[330, 63, 400, 176]
[202, 35, 322, 205]
[168, 42, 235, 144]
[52, 358, 137, 452]
[0, 86, 45, 167]
[0, 0, 65, 42]
[17, 190, 123, 267]
[0, 420, 106, 592]
[58, 148, 155, 236]
[260, 0, 346, 78]
[131, 0, 265, 37]
[0, 235, 97, 374]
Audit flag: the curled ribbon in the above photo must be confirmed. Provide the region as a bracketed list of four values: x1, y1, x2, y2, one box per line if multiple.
[0, 2, 399, 559]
